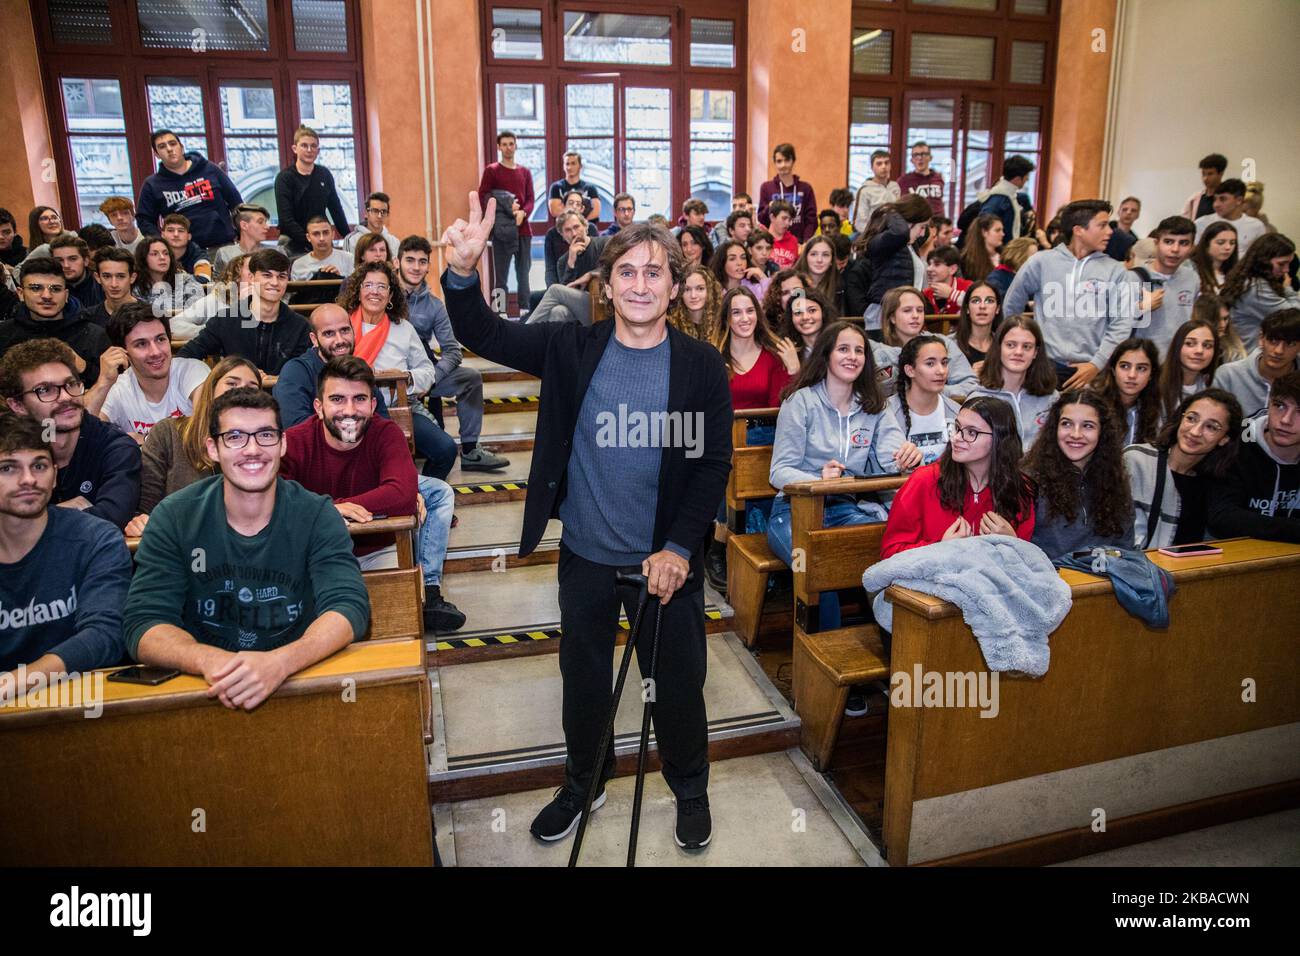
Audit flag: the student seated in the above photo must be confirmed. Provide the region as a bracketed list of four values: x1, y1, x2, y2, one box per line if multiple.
[776, 287, 836, 365]
[1021, 390, 1134, 559]
[133, 236, 204, 313]
[667, 265, 723, 343]
[49, 235, 103, 310]
[0, 339, 140, 529]
[397, 236, 509, 471]
[160, 213, 212, 282]
[922, 246, 970, 316]
[966, 314, 1059, 450]
[747, 228, 777, 278]
[1130, 216, 1199, 358]
[0, 412, 132, 696]
[1220, 234, 1298, 351]
[176, 248, 311, 375]
[0, 258, 110, 387]
[767, 322, 915, 630]
[1125, 388, 1241, 549]
[123, 387, 371, 710]
[543, 199, 598, 288]
[1213, 308, 1300, 419]
[127, 357, 263, 536]
[212, 203, 270, 276]
[795, 234, 842, 313]
[1194, 178, 1265, 255]
[984, 235, 1038, 301]
[876, 286, 978, 396]
[82, 247, 139, 328]
[1093, 337, 1162, 446]
[1157, 318, 1221, 425]
[715, 287, 798, 410]
[342, 192, 400, 261]
[880, 395, 1036, 558]
[290, 216, 354, 280]
[876, 334, 961, 470]
[274, 304, 389, 427]
[99, 303, 209, 440]
[948, 280, 1002, 375]
[351, 232, 393, 269]
[170, 254, 253, 339]
[281, 356, 464, 633]
[335, 261, 458, 480]
[1207, 371, 1300, 543]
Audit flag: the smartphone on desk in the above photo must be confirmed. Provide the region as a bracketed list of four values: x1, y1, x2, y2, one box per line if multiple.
[107, 665, 181, 686]
[1158, 543, 1224, 558]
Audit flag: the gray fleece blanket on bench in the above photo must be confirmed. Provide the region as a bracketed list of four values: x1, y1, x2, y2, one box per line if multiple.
[862, 535, 1072, 677]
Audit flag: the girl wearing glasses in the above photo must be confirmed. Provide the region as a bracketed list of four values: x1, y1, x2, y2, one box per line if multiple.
[949, 280, 1003, 376]
[880, 395, 1035, 558]
[768, 321, 913, 629]
[125, 357, 263, 537]
[1124, 388, 1242, 549]
[965, 314, 1058, 450]
[1021, 390, 1133, 559]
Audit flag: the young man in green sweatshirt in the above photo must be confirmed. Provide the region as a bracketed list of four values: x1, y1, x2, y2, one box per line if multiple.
[123, 387, 370, 710]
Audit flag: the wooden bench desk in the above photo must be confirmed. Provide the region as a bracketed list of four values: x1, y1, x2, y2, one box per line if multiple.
[878, 537, 1300, 865]
[0, 638, 433, 866]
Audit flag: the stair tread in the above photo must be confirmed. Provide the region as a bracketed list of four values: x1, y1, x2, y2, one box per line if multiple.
[438, 749, 866, 867]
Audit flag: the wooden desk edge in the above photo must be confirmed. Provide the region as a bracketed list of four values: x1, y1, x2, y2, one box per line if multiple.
[884, 539, 1300, 621]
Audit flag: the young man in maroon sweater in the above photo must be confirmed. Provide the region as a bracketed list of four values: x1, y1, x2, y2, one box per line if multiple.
[477, 131, 535, 315]
[280, 355, 465, 632]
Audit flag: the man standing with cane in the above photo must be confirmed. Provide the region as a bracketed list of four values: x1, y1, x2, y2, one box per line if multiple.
[440, 193, 732, 850]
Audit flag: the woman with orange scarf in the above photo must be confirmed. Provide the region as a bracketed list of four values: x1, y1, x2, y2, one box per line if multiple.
[337, 260, 458, 478]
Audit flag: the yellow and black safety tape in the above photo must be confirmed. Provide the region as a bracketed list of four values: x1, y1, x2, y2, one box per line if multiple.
[434, 608, 725, 651]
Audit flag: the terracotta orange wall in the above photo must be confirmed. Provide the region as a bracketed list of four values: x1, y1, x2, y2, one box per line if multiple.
[0, 3, 56, 218]
[1045, 0, 1118, 214]
[361, 0, 485, 284]
[747, 0, 852, 207]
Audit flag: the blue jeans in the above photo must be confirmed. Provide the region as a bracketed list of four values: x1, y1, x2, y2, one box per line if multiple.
[766, 495, 882, 630]
[417, 476, 454, 587]
[411, 402, 458, 479]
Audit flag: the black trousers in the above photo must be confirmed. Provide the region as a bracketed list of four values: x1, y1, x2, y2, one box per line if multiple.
[557, 543, 710, 800]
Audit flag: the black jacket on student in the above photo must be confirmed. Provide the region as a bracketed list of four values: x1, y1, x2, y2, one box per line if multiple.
[441, 269, 733, 583]
[865, 212, 917, 306]
[0, 298, 109, 386]
[54, 414, 142, 530]
[176, 299, 312, 375]
[1207, 436, 1300, 543]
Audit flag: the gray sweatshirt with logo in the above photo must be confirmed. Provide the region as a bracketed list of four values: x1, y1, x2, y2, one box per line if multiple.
[1004, 244, 1140, 368]
[770, 381, 887, 495]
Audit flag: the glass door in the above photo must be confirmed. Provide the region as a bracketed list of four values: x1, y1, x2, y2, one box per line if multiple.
[903, 90, 960, 218]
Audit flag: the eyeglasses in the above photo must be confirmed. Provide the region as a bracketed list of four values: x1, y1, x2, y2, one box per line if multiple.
[23, 282, 67, 295]
[952, 424, 993, 443]
[215, 428, 282, 449]
[367, 208, 390, 217]
[22, 379, 84, 403]
[361, 282, 390, 293]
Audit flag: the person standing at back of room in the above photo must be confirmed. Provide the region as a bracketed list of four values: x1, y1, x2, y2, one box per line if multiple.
[274, 126, 352, 256]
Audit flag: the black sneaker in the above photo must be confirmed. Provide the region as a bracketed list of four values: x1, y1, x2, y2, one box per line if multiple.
[530, 786, 606, 842]
[844, 692, 869, 717]
[674, 795, 712, 849]
[423, 586, 467, 634]
[705, 540, 728, 594]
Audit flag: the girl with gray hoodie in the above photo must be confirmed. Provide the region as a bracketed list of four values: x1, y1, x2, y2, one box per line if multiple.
[1221, 233, 1299, 351]
[767, 321, 920, 631]
[965, 314, 1059, 451]
[876, 334, 963, 471]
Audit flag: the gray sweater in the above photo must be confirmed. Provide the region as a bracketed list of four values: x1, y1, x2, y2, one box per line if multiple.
[770, 381, 887, 494]
[1029, 467, 1135, 560]
[1212, 349, 1297, 419]
[1123, 443, 1179, 549]
[1004, 245, 1140, 368]
[1131, 260, 1201, 361]
[963, 384, 1059, 452]
[1228, 279, 1300, 351]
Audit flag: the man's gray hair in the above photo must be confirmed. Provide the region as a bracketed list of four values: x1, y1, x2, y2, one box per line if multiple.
[597, 222, 686, 294]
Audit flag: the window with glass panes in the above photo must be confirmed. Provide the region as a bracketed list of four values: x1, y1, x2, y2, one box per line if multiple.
[848, 0, 1057, 225]
[483, 2, 746, 299]
[36, 0, 368, 230]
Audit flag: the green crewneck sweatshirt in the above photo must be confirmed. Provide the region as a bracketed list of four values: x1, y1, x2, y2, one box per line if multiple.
[124, 475, 370, 658]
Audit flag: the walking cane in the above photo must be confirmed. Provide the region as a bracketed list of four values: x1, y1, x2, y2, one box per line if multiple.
[568, 568, 688, 867]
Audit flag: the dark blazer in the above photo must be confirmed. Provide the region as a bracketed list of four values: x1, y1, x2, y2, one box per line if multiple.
[441, 271, 733, 581]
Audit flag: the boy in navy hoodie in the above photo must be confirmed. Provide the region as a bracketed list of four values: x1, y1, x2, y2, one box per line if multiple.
[136, 130, 243, 252]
